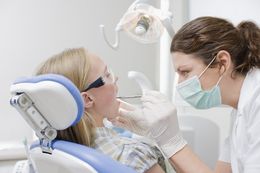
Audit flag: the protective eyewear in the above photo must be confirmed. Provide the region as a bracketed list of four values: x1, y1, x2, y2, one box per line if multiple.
[82, 68, 115, 92]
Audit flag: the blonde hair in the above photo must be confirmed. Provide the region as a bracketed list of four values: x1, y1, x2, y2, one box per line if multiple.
[35, 47, 96, 146]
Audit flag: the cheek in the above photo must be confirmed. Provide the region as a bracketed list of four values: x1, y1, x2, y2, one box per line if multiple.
[178, 71, 198, 84]
[94, 85, 119, 117]
[200, 70, 219, 90]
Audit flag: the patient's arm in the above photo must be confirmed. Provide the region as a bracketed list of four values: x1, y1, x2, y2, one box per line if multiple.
[145, 163, 165, 173]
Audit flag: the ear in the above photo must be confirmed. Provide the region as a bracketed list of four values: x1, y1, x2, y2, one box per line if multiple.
[81, 92, 94, 108]
[216, 50, 231, 75]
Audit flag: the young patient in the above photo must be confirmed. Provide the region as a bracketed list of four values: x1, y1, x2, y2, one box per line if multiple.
[35, 47, 167, 173]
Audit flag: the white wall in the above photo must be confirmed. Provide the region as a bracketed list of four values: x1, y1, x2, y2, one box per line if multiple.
[3, 0, 258, 171]
[189, 0, 260, 25]
[0, 0, 159, 165]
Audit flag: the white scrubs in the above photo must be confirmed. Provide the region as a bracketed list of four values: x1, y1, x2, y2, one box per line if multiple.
[219, 68, 260, 173]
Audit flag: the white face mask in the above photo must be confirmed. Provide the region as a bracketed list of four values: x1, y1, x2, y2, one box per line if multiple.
[176, 56, 223, 109]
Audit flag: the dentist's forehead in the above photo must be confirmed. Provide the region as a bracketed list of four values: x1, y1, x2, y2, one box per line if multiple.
[172, 52, 205, 70]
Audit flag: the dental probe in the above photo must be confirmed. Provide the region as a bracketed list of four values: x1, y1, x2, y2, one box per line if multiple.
[117, 95, 141, 99]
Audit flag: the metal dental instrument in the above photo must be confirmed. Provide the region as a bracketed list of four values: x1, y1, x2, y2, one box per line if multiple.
[117, 95, 142, 99]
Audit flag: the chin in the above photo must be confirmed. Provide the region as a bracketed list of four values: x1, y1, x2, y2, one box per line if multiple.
[111, 108, 120, 118]
[106, 112, 118, 119]
[105, 100, 120, 118]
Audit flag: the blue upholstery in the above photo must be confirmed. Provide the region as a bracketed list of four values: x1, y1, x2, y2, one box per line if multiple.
[31, 140, 136, 173]
[13, 74, 83, 126]
[13, 74, 137, 173]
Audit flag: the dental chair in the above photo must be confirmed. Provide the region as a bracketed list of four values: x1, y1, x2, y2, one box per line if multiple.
[10, 74, 136, 173]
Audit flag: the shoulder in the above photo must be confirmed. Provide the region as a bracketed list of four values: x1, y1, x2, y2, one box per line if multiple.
[119, 142, 164, 172]
[95, 135, 163, 172]
[119, 139, 162, 159]
[239, 69, 260, 111]
[244, 68, 260, 94]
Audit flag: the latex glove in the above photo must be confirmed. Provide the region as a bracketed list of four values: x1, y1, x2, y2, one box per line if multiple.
[110, 99, 148, 136]
[112, 90, 187, 158]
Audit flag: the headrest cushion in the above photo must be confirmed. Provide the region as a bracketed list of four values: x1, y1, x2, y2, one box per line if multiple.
[10, 74, 84, 130]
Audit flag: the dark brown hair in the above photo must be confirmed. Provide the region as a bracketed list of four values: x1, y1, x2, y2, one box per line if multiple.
[171, 16, 260, 75]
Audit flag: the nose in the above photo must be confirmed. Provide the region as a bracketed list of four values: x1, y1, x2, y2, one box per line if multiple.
[114, 76, 118, 83]
[178, 77, 184, 84]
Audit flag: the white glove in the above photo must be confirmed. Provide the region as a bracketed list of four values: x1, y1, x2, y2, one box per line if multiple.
[109, 99, 147, 135]
[111, 90, 187, 158]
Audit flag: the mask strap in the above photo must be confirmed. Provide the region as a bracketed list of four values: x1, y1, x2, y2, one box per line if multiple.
[198, 56, 217, 79]
[216, 74, 223, 85]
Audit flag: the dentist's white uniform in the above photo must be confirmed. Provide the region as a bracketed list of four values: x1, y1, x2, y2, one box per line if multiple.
[220, 68, 260, 173]
[117, 68, 260, 173]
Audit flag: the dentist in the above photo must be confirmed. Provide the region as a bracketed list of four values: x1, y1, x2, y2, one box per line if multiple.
[112, 16, 260, 173]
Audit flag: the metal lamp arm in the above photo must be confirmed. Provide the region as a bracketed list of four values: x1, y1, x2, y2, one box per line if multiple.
[99, 24, 120, 50]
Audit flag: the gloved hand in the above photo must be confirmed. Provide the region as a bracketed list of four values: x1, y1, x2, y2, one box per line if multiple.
[109, 99, 147, 135]
[111, 90, 187, 158]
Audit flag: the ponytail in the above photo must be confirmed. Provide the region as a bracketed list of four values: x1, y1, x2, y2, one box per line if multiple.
[170, 17, 260, 77]
[235, 21, 260, 74]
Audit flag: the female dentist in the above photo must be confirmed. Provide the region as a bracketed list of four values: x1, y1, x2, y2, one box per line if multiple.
[111, 16, 260, 173]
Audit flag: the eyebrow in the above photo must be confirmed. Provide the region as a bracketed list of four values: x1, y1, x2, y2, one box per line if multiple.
[176, 64, 191, 72]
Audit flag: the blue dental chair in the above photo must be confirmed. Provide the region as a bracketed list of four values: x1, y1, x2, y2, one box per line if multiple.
[10, 74, 136, 173]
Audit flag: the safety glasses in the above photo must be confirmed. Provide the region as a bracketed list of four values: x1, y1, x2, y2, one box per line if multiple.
[82, 68, 115, 92]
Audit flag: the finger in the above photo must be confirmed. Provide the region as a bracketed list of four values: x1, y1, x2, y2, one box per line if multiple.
[141, 95, 165, 104]
[118, 108, 139, 120]
[115, 116, 128, 124]
[111, 117, 135, 132]
[107, 117, 121, 124]
[144, 90, 168, 100]
[117, 99, 136, 111]
[142, 90, 165, 103]
[141, 92, 169, 104]
[141, 95, 158, 104]
[107, 117, 116, 121]
[112, 120, 127, 129]
[142, 101, 155, 110]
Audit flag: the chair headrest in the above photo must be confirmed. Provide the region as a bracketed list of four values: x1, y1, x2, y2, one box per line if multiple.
[10, 74, 84, 130]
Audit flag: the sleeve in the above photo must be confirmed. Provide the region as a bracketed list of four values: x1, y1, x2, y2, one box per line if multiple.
[218, 109, 236, 163]
[119, 143, 162, 173]
[243, 95, 260, 172]
[218, 137, 231, 163]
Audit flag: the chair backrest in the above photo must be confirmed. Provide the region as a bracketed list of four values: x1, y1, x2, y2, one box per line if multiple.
[10, 74, 136, 173]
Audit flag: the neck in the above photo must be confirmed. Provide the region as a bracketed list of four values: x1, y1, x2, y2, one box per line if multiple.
[221, 73, 245, 109]
[87, 109, 105, 127]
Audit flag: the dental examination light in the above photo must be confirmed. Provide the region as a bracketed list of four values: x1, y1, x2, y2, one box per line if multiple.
[100, 0, 174, 50]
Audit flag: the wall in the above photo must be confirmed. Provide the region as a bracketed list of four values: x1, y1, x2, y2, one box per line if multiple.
[189, 0, 260, 25]
[0, 0, 159, 171]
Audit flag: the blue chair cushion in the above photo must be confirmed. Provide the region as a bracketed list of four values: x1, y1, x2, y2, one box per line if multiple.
[31, 140, 136, 173]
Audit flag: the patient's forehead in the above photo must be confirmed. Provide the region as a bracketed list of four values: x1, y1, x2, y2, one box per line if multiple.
[88, 53, 106, 82]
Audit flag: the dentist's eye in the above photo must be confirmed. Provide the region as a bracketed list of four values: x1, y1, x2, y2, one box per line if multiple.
[180, 71, 189, 77]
